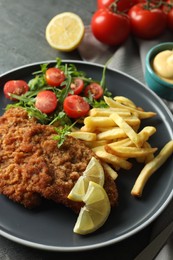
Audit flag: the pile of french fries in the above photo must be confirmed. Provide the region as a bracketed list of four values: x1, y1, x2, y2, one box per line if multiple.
[69, 96, 173, 197]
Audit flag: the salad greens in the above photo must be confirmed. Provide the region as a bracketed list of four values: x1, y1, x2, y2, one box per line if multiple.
[6, 57, 112, 146]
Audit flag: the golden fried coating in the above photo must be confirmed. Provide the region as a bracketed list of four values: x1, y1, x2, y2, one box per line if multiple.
[0, 107, 118, 213]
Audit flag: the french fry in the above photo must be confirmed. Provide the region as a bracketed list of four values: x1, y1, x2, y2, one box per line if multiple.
[93, 150, 132, 170]
[104, 96, 156, 119]
[138, 126, 156, 142]
[96, 127, 126, 140]
[85, 139, 110, 148]
[89, 107, 131, 117]
[80, 125, 95, 132]
[102, 162, 118, 180]
[131, 140, 173, 197]
[110, 112, 143, 148]
[105, 138, 133, 156]
[113, 96, 137, 108]
[68, 131, 97, 141]
[84, 116, 116, 131]
[121, 116, 141, 126]
[107, 138, 132, 147]
[106, 126, 156, 152]
[93, 127, 115, 132]
[143, 142, 155, 163]
[136, 142, 155, 164]
[92, 145, 105, 153]
[105, 146, 158, 158]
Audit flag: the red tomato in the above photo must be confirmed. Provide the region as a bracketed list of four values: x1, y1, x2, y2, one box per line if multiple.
[97, 0, 139, 12]
[162, 0, 173, 31]
[3, 80, 29, 100]
[84, 83, 103, 100]
[35, 90, 58, 114]
[63, 95, 90, 119]
[45, 67, 65, 87]
[70, 78, 84, 95]
[167, 7, 173, 30]
[128, 3, 167, 39]
[91, 8, 130, 46]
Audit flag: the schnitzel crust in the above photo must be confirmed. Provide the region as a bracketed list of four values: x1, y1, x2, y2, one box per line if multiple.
[0, 107, 118, 213]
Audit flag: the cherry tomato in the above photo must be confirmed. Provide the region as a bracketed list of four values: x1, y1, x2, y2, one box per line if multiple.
[45, 67, 65, 87]
[84, 83, 104, 100]
[70, 78, 84, 95]
[97, 0, 139, 12]
[162, 0, 173, 31]
[167, 8, 173, 30]
[3, 80, 29, 100]
[35, 90, 58, 114]
[128, 3, 167, 39]
[91, 8, 130, 46]
[63, 95, 90, 119]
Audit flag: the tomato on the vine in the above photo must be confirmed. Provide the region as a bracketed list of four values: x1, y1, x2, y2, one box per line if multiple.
[84, 83, 103, 100]
[128, 3, 167, 39]
[45, 67, 65, 87]
[35, 90, 58, 114]
[162, 0, 173, 31]
[63, 95, 90, 119]
[91, 8, 130, 46]
[167, 8, 173, 30]
[97, 0, 139, 12]
[3, 80, 29, 100]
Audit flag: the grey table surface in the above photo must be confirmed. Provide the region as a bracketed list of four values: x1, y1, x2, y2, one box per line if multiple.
[0, 0, 166, 259]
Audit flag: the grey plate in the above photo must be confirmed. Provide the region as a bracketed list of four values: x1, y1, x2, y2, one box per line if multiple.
[0, 60, 172, 252]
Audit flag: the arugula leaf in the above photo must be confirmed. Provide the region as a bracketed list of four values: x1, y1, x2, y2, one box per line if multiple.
[100, 58, 113, 98]
[53, 121, 77, 148]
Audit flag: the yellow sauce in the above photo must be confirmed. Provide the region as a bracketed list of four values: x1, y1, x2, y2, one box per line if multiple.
[152, 50, 173, 84]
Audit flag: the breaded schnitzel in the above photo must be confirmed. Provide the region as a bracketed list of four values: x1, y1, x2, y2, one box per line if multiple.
[0, 107, 118, 213]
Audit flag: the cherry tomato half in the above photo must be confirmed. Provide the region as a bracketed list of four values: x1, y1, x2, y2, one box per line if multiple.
[70, 78, 84, 95]
[45, 67, 65, 87]
[91, 8, 130, 46]
[3, 80, 29, 100]
[35, 90, 58, 114]
[84, 83, 104, 100]
[128, 3, 167, 39]
[63, 95, 90, 119]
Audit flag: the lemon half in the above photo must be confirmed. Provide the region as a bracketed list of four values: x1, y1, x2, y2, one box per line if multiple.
[45, 12, 85, 52]
[67, 157, 105, 201]
[73, 181, 111, 235]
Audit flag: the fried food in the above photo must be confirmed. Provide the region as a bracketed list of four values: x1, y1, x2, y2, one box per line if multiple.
[131, 140, 173, 197]
[0, 107, 118, 213]
[70, 95, 173, 197]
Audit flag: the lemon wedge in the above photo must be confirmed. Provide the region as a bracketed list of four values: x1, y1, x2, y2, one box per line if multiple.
[45, 12, 85, 52]
[83, 156, 105, 186]
[67, 157, 105, 201]
[73, 181, 111, 235]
